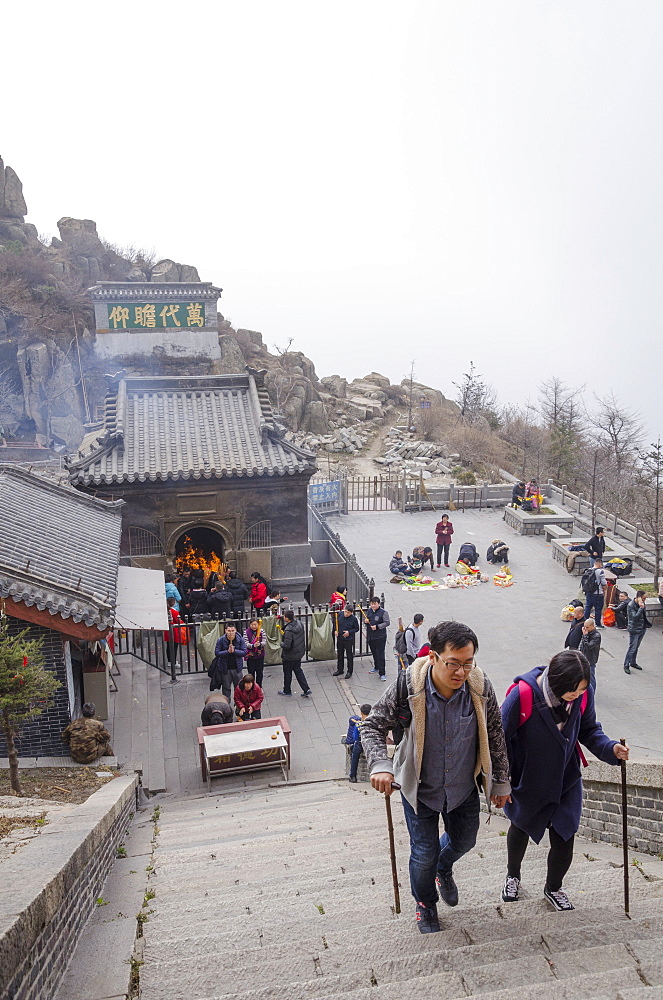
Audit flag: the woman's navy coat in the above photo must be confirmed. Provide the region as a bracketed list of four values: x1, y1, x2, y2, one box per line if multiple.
[501, 666, 618, 842]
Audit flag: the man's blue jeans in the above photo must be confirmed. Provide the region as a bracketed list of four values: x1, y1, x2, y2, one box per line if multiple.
[584, 593, 604, 626]
[624, 630, 645, 668]
[401, 788, 480, 907]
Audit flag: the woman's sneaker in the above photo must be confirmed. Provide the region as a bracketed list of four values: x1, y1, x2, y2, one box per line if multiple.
[415, 901, 440, 933]
[501, 875, 521, 902]
[544, 887, 574, 911]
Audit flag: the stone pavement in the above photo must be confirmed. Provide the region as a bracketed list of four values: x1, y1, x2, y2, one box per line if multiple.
[106, 652, 358, 796]
[326, 508, 663, 760]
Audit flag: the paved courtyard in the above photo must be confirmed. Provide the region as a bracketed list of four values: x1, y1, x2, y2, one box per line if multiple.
[327, 507, 663, 760]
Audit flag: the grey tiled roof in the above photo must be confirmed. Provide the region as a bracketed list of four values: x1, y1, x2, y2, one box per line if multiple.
[0, 465, 123, 631]
[67, 371, 316, 486]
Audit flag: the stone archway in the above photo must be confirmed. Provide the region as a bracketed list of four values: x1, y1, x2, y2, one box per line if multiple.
[174, 526, 226, 585]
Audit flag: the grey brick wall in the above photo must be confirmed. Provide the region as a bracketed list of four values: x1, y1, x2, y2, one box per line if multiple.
[0, 619, 71, 758]
[0, 777, 138, 1000]
[579, 776, 663, 855]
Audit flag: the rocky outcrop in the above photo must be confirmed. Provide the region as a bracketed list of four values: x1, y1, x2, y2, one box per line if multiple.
[16, 340, 86, 448]
[0, 158, 27, 218]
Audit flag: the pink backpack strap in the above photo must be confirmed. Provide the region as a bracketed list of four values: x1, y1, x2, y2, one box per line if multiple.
[505, 680, 533, 726]
[576, 689, 589, 766]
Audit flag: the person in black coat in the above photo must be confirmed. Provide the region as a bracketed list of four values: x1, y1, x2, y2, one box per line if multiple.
[585, 527, 606, 561]
[333, 605, 360, 679]
[564, 607, 585, 650]
[614, 591, 629, 630]
[207, 583, 233, 619]
[226, 571, 249, 614]
[578, 620, 601, 690]
[458, 542, 478, 567]
[187, 577, 210, 618]
[511, 482, 525, 508]
[500, 650, 629, 911]
[279, 610, 311, 697]
[201, 693, 233, 726]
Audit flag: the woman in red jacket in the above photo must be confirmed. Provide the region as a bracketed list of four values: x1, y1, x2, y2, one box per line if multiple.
[250, 572, 268, 612]
[234, 673, 264, 721]
[434, 514, 454, 568]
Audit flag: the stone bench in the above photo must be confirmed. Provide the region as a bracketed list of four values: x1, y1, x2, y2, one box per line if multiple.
[544, 524, 571, 543]
[503, 503, 575, 536]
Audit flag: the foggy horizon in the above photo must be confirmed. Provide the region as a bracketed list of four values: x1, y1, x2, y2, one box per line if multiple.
[3, 0, 662, 440]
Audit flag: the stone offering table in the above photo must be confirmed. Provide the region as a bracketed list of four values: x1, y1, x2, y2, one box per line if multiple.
[503, 503, 575, 536]
[197, 716, 291, 789]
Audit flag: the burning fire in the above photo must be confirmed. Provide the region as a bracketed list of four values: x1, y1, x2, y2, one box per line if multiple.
[175, 535, 227, 586]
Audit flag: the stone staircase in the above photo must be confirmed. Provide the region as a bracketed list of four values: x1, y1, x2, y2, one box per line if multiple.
[139, 780, 663, 1000]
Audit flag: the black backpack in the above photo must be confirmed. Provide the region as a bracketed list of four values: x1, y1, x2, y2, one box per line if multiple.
[392, 669, 412, 745]
[581, 567, 599, 595]
[394, 626, 413, 658]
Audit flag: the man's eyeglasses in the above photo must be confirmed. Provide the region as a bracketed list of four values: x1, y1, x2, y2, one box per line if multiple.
[432, 652, 475, 673]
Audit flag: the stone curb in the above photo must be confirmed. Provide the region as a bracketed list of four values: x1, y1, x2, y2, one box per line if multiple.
[0, 774, 138, 1000]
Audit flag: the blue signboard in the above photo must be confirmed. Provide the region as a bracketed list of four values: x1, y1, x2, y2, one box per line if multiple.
[308, 480, 340, 505]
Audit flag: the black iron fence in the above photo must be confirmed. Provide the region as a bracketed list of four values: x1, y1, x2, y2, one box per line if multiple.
[114, 598, 385, 680]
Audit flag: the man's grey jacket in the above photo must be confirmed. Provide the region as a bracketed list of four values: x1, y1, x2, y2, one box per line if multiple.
[361, 657, 511, 813]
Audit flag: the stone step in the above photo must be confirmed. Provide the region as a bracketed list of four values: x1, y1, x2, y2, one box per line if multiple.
[143, 890, 663, 957]
[618, 988, 663, 999]
[142, 923, 653, 999]
[141, 911, 663, 974]
[141, 963, 644, 1000]
[149, 852, 659, 913]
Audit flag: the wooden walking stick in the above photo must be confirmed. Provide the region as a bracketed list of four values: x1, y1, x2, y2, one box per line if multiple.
[620, 737, 630, 917]
[385, 781, 401, 914]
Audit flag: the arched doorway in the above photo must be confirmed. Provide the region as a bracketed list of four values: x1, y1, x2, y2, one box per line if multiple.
[174, 526, 226, 586]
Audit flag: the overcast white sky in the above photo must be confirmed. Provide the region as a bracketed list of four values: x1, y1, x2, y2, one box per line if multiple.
[3, 1, 662, 437]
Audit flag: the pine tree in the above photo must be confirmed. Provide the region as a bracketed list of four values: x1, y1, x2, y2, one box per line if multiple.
[0, 617, 59, 795]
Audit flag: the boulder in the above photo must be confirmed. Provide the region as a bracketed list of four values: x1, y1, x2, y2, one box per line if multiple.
[305, 400, 329, 435]
[0, 159, 27, 218]
[151, 259, 201, 283]
[320, 375, 347, 398]
[216, 334, 247, 374]
[363, 372, 390, 388]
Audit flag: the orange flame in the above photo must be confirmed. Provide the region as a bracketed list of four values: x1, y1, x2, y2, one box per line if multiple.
[175, 535, 227, 586]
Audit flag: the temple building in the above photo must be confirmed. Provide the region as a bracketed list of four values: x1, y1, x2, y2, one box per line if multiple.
[0, 465, 124, 756]
[67, 370, 317, 604]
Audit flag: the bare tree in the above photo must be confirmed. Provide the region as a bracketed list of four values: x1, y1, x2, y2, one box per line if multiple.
[594, 392, 644, 476]
[633, 438, 663, 590]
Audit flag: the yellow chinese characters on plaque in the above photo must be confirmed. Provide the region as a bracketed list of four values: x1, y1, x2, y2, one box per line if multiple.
[107, 302, 206, 329]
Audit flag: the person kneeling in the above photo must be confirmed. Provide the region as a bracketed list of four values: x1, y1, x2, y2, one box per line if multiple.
[201, 693, 233, 726]
[234, 673, 264, 721]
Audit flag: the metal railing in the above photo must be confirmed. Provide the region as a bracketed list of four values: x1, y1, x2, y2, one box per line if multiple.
[308, 504, 375, 603]
[114, 598, 385, 678]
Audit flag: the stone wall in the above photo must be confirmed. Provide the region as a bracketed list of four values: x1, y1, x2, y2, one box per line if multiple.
[0, 618, 71, 758]
[0, 775, 138, 1000]
[578, 759, 663, 856]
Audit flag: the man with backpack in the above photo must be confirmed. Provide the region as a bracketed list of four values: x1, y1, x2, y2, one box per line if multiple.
[581, 559, 607, 628]
[362, 620, 510, 934]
